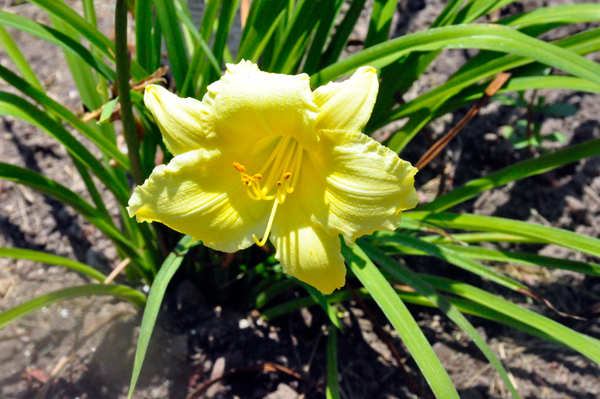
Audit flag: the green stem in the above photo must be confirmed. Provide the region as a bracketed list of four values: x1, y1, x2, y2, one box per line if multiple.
[115, 0, 144, 185]
[326, 324, 340, 399]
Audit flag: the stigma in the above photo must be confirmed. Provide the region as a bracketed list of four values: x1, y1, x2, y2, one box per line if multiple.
[232, 135, 304, 246]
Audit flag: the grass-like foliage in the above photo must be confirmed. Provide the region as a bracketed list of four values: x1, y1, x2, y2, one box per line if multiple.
[1, 0, 600, 397]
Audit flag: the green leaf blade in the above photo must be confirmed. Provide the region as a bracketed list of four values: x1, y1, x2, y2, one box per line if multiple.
[361, 240, 520, 398]
[0, 284, 146, 330]
[128, 236, 199, 399]
[343, 243, 459, 399]
[0, 247, 107, 282]
[406, 212, 600, 258]
[423, 138, 600, 212]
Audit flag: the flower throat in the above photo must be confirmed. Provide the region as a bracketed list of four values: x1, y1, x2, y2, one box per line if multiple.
[233, 135, 303, 246]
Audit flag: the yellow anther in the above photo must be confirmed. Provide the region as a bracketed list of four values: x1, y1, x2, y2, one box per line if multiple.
[276, 181, 282, 186]
[283, 172, 291, 180]
[233, 162, 246, 172]
[241, 173, 255, 185]
[254, 174, 263, 180]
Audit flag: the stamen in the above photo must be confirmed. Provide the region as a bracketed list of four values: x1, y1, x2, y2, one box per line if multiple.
[241, 174, 255, 186]
[233, 162, 245, 172]
[276, 181, 286, 204]
[288, 146, 303, 194]
[251, 183, 263, 198]
[245, 187, 262, 201]
[253, 199, 279, 246]
[254, 178, 264, 194]
[234, 136, 303, 209]
[258, 136, 289, 175]
[262, 136, 292, 194]
[279, 141, 297, 179]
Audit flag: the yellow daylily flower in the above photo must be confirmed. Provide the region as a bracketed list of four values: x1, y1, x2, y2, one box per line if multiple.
[128, 61, 418, 294]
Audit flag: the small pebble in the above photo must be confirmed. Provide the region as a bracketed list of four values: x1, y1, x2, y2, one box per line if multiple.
[566, 196, 586, 212]
[238, 319, 250, 329]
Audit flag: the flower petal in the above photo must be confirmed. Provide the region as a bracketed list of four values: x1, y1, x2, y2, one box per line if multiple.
[270, 159, 346, 294]
[128, 149, 270, 252]
[308, 129, 419, 245]
[144, 85, 214, 156]
[202, 60, 320, 151]
[312, 66, 378, 132]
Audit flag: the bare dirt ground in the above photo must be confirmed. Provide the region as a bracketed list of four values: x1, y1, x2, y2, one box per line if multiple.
[0, 0, 599, 398]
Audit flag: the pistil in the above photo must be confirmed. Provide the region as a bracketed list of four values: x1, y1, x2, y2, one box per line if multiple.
[253, 198, 279, 246]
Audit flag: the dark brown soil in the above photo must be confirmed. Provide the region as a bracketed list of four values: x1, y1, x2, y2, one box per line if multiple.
[1, 0, 599, 398]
